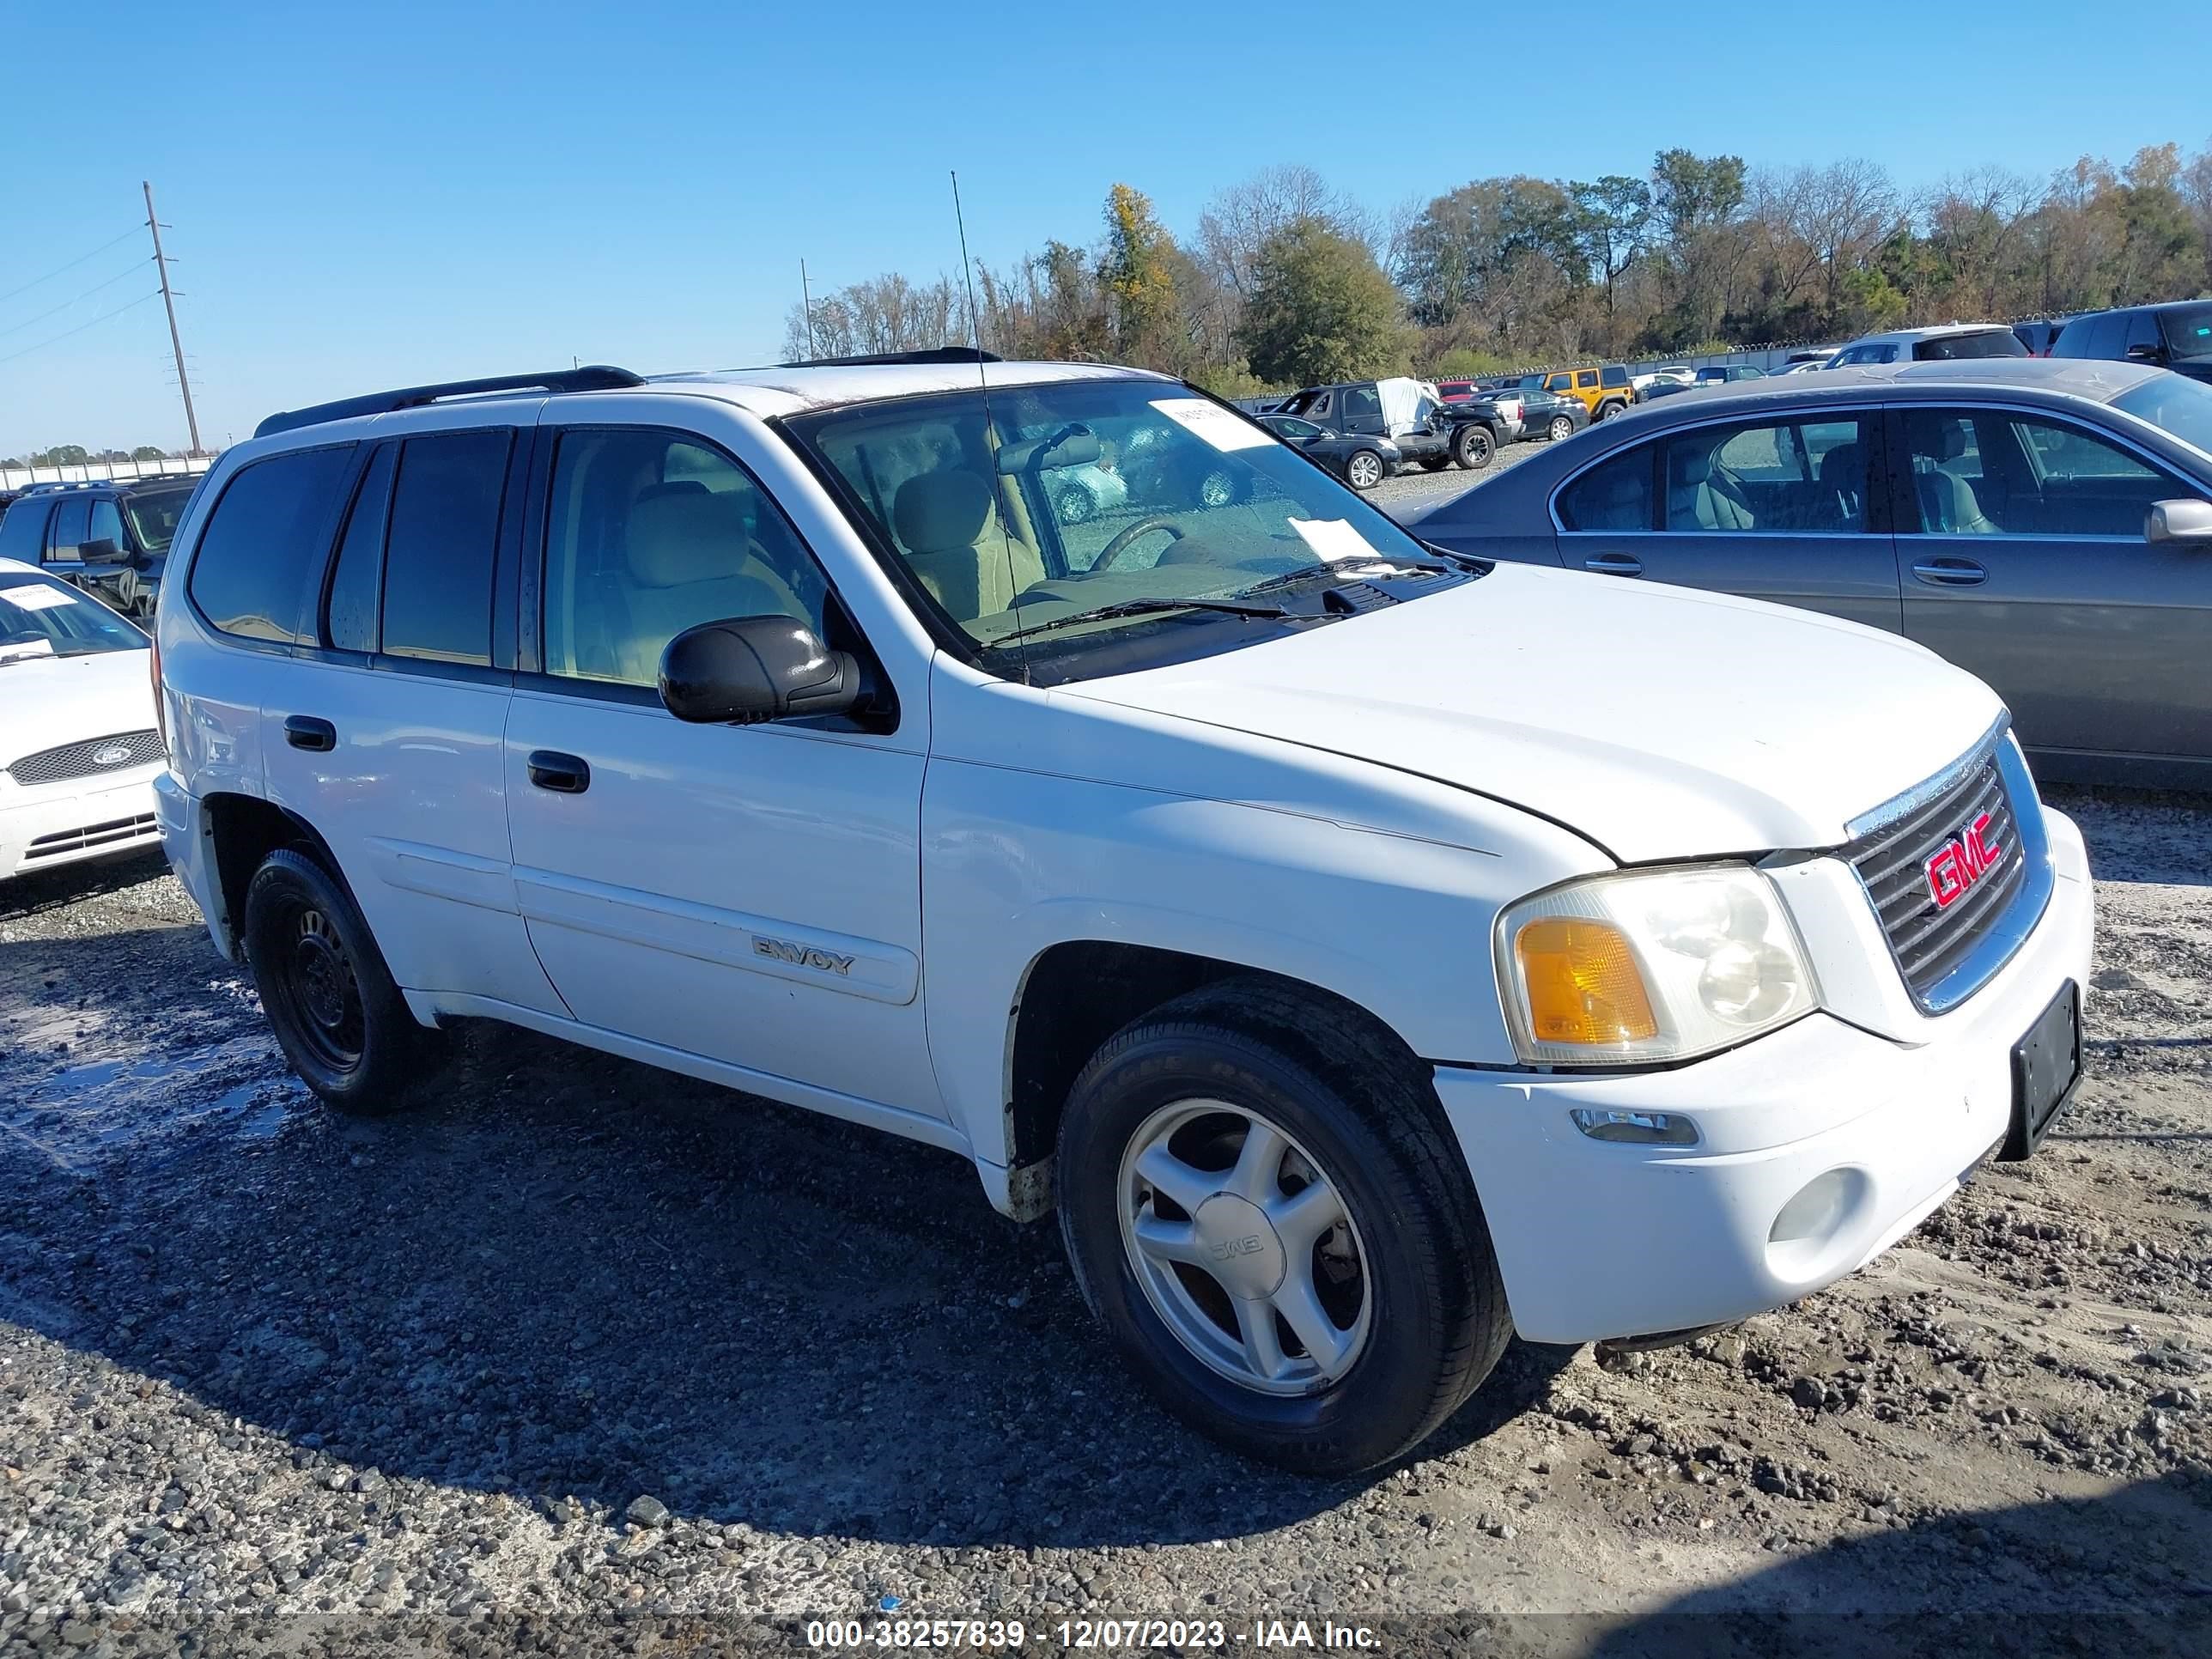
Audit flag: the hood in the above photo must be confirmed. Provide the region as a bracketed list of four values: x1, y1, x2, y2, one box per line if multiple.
[0, 647, 158, 770]
[1065, 563, 2004, 864]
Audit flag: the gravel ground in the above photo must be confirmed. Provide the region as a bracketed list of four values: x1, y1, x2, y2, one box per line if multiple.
[2, 784, 2209, 1658]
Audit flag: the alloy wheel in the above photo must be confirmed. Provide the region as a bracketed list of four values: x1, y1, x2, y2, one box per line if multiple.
[1346, 452, 1382, 489]
[1550, 416, 1573, 441]
[1118, 1099, 1372, 1395]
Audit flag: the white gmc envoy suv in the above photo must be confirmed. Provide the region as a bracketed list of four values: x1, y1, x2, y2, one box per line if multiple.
[153, 355, 2093, 1474]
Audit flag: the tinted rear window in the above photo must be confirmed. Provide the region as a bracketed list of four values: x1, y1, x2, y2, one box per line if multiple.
[1913, 331, 2027, 362]
[0, 500, 48, 562]
[379, 430, 513, 666]
[187, 447, 355, 643]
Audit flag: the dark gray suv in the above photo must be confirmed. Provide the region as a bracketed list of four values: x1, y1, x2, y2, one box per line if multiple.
[2051, 301, 2212, 385]
[1411, 358, 2212, 787]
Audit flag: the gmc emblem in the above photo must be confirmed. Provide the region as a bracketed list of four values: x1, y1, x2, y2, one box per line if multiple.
[1925, 811, 2006, 909]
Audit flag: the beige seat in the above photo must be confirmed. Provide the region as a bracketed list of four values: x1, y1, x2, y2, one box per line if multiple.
[891, 469, 1046, 623]
[613, 489, 807, 684]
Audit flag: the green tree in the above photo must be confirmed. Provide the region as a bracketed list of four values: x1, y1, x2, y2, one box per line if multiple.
[130, 445, 167, 462]
[1098, 183, 1184, 371]
[1571, 175, 1654, 339]
[31, 444, 90, 466]
[1237, 217, 1410, 386]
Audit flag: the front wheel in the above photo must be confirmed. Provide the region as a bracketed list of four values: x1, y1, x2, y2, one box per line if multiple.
[1054, 483, 1098, 525]
[243, 848, 444, 1114]
[1344, 449, 1385, 490]
[1057, 982, 1512, 1474]
[1451, 424, 1494, 470]
[1417, 456, 1452, 472]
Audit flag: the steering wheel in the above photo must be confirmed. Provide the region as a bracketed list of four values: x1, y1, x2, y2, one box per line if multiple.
[1090, 517, 1184, 572]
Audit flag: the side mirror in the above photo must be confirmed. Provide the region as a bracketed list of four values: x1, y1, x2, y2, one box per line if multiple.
[2146, 499, 2212, 546]
[78, 537, 125, 564]
[2125, 342, 2166, 364]
[659, 616, 862, 725]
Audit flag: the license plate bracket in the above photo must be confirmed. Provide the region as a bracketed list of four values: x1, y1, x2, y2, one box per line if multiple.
[2000, 980, 2080, 1162]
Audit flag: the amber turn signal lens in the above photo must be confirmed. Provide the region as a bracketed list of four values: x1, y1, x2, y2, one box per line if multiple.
[1514, 918, 1659, 1046]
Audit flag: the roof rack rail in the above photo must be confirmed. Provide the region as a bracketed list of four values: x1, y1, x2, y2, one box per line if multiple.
[777, 347, 1002, 368]
[253, 365, 647, 440]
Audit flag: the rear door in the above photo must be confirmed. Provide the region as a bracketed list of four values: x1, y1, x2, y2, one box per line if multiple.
[1889, 403, 2212, 766]
[41, 495, 90, 587]
[1553, 408, 1903, 632]
[1336, 384, 1386, 438]
[253, 413, 569, 1016]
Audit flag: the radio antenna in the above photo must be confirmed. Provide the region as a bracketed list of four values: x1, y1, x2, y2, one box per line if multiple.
[952, 170, 1030, 683]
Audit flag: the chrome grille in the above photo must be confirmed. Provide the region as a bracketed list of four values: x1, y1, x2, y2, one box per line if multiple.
[1844, 738, 2039, 1012]
[7, 729, 164, 787]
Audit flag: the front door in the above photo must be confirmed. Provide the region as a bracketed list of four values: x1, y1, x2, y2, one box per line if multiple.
[1553, 409, 1902, 633]
[1890, 404, 2212, 766]
[501, 421, 940, 1120]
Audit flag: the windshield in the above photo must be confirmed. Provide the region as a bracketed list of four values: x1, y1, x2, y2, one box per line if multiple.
[2112, 374, 2212, 463]
[2160, 304, 2212, 364]
[787, 375, 1445, 671]
[0, 572, 148, 660]
[123, 484, 194, 554]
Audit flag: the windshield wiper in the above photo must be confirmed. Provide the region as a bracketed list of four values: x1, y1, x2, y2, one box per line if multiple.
[993, 595, 1288, 646]
[1231, 556, 1455, 599]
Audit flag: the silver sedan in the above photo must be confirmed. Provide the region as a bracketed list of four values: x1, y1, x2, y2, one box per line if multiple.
[1409, 359, 2212, 787]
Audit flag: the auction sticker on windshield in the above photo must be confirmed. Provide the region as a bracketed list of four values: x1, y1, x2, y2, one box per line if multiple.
[1288, 517, 1385, 562]
[1150, 398, 1273, 451]
[0, 586, 76, 612]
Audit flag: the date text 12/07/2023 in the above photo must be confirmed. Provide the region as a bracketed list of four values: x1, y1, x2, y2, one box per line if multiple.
[803, 1619, 1382, 1650]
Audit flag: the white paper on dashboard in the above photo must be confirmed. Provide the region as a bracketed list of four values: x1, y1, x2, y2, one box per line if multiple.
[1286, 517, 1385, 563]
[0, 585, 76, 612]
[1150, 398, 1273, 452]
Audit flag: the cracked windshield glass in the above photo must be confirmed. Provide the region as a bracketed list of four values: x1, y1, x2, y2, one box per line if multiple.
[798, 374, 1443, 656]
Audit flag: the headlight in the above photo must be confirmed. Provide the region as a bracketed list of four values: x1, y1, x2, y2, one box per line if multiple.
[1494, 865, 1820, 1066]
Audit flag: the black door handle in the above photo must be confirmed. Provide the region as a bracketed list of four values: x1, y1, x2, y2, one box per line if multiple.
[283, 715, 336, 752]
[526, 750, 591, 794]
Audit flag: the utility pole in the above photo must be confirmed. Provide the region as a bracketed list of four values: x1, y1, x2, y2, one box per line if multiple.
[143, 180, 201, 455]
[800, 259, 817, 358]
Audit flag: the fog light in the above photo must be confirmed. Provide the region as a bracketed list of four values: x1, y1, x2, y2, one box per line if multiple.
[1769, 1167, 1867, 1246]
[1570, 1108, 1699, 1146]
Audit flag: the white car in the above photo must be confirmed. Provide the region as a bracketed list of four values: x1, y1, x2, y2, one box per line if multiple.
[1826, 325, 2029, 368]
[153, 357, 2094, 1475]
[0, 558, 166, 878]
[1632, 365, 1695, 392]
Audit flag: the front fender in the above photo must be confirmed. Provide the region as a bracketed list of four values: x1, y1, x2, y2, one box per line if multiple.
[919, 736, 1605, 1171]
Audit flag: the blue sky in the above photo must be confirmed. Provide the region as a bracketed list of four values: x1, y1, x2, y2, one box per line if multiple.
[3, 0, 2208, 455]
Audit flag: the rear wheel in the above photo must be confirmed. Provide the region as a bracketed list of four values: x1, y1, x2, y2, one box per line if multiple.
[243, 848, 443, 1115]
[1452, 424, 1494, 470]
[1055, 483, 1098, 524]
[1345, 449, 1385, 490]
[1417, 456, 1453, 472]
[1057, 981, 1512, 1474]
[1547, 415, 1575, 442]
[1595, 399, 1626, 422]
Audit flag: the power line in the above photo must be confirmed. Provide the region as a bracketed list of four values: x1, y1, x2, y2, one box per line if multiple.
[0, 259, 150, 340]
[0, 290, 162, 368]
[0, 228, 141, 308]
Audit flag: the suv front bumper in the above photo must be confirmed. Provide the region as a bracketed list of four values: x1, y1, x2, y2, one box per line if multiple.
[1436, 808, 2094, 1346]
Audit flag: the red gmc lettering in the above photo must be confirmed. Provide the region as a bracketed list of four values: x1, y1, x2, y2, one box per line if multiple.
[1926, 811, 2006, 909]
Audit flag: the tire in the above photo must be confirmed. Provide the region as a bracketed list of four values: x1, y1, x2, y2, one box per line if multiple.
[242, 848, 443, 1115]
[1595, 399, 1626, 422]
[1198, 467, 1238, 509]
[1056, 979, 1513, 1475]
[1344, 449, 1385, 491]
[1547, 415, 1575, 442]
[1451, 424, 1494, 471]
[1055, 483, 1097, 525]
[1417, 456, 1452, 472]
